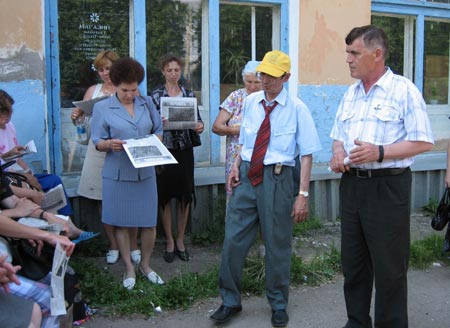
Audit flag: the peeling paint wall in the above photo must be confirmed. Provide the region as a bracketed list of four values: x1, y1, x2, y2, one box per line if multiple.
[0, 0, 48, 172]
[297, 0, 371, 163]
[299, 0, 371, 85]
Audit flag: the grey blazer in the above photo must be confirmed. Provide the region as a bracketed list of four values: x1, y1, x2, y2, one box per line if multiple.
[91, 95, 163, 181]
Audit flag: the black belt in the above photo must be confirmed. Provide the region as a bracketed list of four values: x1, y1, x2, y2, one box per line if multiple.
[347, 167, 408, 178]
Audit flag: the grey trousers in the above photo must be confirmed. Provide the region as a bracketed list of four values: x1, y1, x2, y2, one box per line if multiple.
[219, 161, 294, 310]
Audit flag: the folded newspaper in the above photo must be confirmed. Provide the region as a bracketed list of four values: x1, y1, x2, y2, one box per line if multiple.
[40, 184, 67, 213]
[160, 96, 198, 130]
[72, 95, 109, 115]
[3, 140, 37, 161]
[123, 134, 178, 168]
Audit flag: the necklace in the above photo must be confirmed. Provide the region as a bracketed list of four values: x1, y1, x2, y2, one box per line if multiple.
[102, 84, 115, 96]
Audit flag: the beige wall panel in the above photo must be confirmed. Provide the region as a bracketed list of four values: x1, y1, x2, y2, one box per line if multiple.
[0, 0, 44, 81]
[0, 0, 43, 53]
[299, 0, 371, 85]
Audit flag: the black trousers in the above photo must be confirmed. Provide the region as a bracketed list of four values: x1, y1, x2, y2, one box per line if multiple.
[340, 168, 411, 328]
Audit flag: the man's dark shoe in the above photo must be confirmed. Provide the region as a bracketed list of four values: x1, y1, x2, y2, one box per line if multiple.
[271, 309, 289, 327]
[210, 304, 242, 324]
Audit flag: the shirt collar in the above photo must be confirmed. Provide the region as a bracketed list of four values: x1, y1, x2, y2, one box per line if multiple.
[257, 87, 288, 107]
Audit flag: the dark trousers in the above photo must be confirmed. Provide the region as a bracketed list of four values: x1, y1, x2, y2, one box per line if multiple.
[340, 169, 411, 328]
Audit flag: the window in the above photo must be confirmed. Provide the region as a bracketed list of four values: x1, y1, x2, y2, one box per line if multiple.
[58, 0, 130, 174]
[371, 16, 406, 76]
[424, 20, 449, 105]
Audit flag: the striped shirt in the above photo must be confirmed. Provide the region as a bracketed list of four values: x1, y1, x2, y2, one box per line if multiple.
[330, 68, 434, 169]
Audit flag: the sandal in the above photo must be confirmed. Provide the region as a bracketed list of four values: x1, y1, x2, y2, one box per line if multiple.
[72, 231, 100, 244]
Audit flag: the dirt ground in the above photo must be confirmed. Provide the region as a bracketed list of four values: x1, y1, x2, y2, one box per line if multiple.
[79, 210, 450, 328]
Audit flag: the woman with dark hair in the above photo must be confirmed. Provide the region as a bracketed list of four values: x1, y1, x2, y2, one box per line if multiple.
[91, 57, 164, 290]
[71, 50, 141, 265]
[150, 54, 204, 263]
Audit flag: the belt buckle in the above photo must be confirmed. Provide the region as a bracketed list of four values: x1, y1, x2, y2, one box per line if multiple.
[356, 169, 371, 178]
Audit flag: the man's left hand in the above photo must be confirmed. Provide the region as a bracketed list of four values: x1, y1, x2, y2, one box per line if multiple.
[348, 138, 380, 164]
[291, 195, 309, 223]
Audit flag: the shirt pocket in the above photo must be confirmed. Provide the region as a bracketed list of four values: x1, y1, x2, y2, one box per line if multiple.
[242, 120, 260, 145]
[370, 104, 402, 144]
[272, 126, 296, 153]
[339, 109, 356, 136]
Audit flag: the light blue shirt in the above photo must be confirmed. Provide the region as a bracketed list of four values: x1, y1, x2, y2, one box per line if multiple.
[330, 68, 434, 169]
[239, 88, 322, 167]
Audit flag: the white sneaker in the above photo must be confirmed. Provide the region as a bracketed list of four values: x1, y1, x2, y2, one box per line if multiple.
[139, 266, 164, 285]
[130, 249, 141, 264]
[106, 250, 119, 264]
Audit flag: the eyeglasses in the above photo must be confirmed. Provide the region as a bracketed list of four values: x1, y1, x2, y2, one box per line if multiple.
[256, 72, 286, 80]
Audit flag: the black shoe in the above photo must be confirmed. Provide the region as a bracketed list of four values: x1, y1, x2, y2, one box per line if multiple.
[210, 304, 242, 324]
[271, 309, 289, 327]
[163, 250, 175, 263]
[175, 248, 190, 262]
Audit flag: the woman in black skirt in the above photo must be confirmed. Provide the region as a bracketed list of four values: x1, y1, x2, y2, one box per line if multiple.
[150, 54, 204, 263]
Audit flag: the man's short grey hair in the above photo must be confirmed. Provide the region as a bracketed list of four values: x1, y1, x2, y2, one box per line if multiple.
[345, 25, 389, 59]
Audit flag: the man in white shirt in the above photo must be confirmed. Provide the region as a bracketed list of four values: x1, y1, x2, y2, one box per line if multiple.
[210, 50, 321, 327]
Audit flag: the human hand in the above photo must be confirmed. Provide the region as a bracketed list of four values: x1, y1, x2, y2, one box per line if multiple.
[0, 254, 21, 293]
[348, 139, 380, 164]
[291, 195, 309, 223]
[195, 122, 204, 134]
[71, 108, 85, 121]
[109, 139, 126, 152]
[4, 146, 26, 159]
[14, 198, 40, 217]
[22, 173, 42, 191]
[329, 150, 349, 173]
[226, 165, 241, 194]
[45, 234, 75, 256]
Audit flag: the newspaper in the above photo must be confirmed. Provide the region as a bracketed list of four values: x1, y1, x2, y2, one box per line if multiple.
[50, 242, 69, 316]
[123, 134, 178, 168]
[40, 184, 67, 213]
[3, 140, 37, 161]
[72, 95, 109, 115]
[160, 96, 197, 130]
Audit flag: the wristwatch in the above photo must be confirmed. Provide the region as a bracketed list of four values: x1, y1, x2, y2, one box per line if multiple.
[298, 190, 309, 197]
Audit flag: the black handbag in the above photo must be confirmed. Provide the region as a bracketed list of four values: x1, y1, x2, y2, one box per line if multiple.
[431, 188, 450, 231]
[8, 238, 54, 280]
[189, 129, 201, 147]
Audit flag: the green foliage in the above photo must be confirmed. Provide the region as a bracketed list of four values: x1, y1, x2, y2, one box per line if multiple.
[71, 258, 220, 315]
[291, 248, 342, 285]
[71, 233, 449, 317]
[371, 15, 404, 75]
[222, 50, 249, 86]
[410, 234, 449, 269]
[191, 187, 226, 246]
[293, 217, 323, 237]
[422, 198, 439, 215]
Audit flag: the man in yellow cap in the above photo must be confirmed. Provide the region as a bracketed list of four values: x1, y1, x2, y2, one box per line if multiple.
[210, 50, 321, 327]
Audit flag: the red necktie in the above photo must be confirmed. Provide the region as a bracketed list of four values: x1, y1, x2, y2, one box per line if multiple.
[248, 100, 278, 186]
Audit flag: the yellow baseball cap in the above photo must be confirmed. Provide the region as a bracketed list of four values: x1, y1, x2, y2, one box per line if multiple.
[256, 50, 291, 77]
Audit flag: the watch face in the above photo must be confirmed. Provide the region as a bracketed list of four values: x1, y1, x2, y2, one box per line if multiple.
[299, 191, 309, 197]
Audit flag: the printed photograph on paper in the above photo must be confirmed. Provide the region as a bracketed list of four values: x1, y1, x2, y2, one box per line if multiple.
[123, 134, 178, 168]
[160, 97, 197, 130]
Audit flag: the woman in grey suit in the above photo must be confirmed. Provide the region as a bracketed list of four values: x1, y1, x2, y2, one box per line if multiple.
[91, 57, 164, 290]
